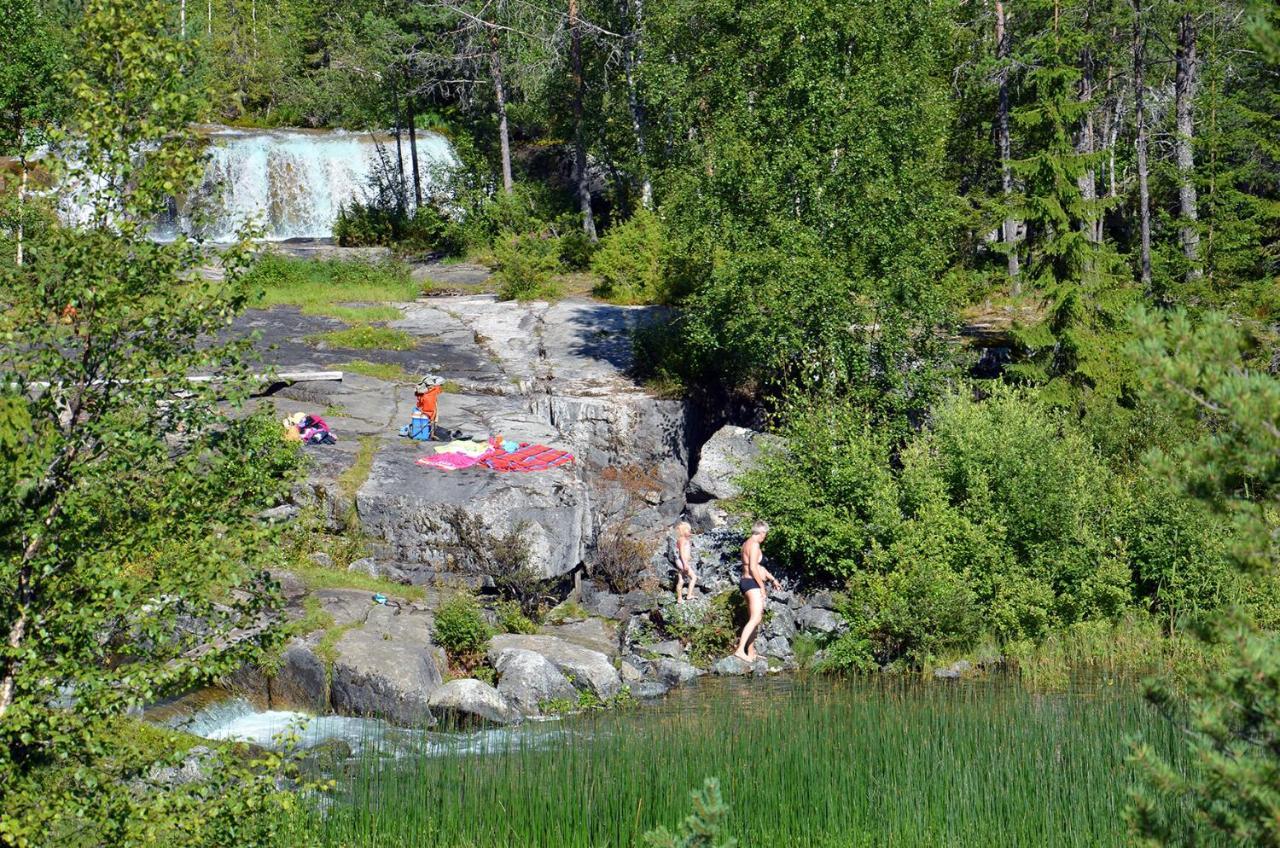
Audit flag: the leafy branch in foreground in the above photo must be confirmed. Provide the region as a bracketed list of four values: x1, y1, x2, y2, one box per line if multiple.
[643, 777, 737, 848]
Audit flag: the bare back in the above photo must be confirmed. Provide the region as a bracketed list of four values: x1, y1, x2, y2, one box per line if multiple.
[741, 537, 762, 580]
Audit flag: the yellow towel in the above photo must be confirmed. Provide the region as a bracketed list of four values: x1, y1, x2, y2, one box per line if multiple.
[433, 439, 490, 457]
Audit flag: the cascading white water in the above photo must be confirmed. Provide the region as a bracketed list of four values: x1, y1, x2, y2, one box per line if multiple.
[157, 126, 455, 242]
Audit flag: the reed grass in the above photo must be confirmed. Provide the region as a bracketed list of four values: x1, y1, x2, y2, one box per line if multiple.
[284, 677, 1212, 847]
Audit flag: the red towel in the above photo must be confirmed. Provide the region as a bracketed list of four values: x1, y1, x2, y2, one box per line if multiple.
[483, 443, 574, 472]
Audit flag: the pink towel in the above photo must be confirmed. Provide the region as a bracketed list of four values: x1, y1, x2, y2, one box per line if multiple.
[417, 451, 487, 471]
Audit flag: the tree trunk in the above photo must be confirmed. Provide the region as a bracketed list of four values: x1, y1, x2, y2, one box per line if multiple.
[569, 0, 598, 241]
[622, 0, 652, 209]
[16, 158, 26, 267]
[181, 0, 186, 38]
[407, 100, 422, 208]
[1132, 0, 1152, 287]
[1076, 7, 1100, 244]
[207, 0, 211, 36]
[1175, 11, 1201, 281]
[995, 0, 1020, 290]
[489, 33, 514, 194]
[393, 83, 406, 214]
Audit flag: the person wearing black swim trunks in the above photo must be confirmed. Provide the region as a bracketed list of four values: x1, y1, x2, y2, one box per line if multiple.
[733, 521, 782, 664]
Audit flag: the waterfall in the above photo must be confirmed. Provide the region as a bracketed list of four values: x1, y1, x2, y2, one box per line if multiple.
[156, 126, 455, 242]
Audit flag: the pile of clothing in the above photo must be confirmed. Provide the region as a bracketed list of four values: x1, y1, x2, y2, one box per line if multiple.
[283, 412, 337, 445]
[416, 436, 574, 473]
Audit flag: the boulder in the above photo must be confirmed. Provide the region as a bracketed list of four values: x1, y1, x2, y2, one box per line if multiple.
[646, 640, 684, 659]
[933, 659, 973, 681]
[761, 636, 793, 659]
[762, 603, 796, 641]
[329, 606, 442, 726]
[539, 618, 619, 658]
[628, 680, 670, 699]
[685, 502, 728, 532]
[308, 551, 333, 568]
[620, 657, 647, 682]
[492, 647, 578, 714]
[796, 607, 844, 635]
[711, 655, 752, 676]
[258, 503, 300, 524]
[269, 638, 329, 713]
[268, 569, 308, 602]
[487, 634, 621, 699]
[428, 679, 520, 726]
[653, 658, 702, 688]
[357, 445, 593, 580]
[688, 426, 779, 501]
[807, 591, 838, 610]
[620, 590, 659, 614]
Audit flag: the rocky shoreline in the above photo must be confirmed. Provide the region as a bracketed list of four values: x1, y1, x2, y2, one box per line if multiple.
[209, 281, 853, 729]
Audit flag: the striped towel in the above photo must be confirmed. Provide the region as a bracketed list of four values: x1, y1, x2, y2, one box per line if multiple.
[482, 443, 574, 472]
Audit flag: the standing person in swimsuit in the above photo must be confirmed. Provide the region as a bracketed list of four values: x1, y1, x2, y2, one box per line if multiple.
[673, 521, 697, 603]
[734, 520, 782, 663]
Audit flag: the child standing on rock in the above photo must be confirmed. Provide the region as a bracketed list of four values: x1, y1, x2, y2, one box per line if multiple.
[673, 521, 696, 603]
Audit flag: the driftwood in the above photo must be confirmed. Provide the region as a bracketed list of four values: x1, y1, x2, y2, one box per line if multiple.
[20, 370, 344, 391]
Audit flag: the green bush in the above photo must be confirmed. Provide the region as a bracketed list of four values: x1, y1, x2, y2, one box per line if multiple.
[557, 226, 597, 272]
[433, 594, 493, 662]
[744, 386, 1248, 670]
[660, 593, 746, 666]
[493, 230, 560, 301]
[591, 209, 665, 303]
[495, 600, 539, 635]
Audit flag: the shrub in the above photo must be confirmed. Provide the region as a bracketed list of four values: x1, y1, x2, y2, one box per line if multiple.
[557, 226, 597, 272]
[661, 593, 746, 666]
[591, 209, 664, 303]
[495, 600, 539, 635]
[493, 230, 560, 301]
[445, 508, 547, 619]
[433, 594, 493, 664]
[591, 523, 650, 594]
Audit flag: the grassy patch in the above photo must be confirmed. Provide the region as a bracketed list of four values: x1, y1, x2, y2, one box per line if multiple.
[288, 678, 1208, 847]
[321, 305, 404, 324]
[249, 254, 419, 313]
[292, 562, 425, 603]
[337, 436, 379, 502]
[338, 360, 414, 383]
[306, 325, 417, 351]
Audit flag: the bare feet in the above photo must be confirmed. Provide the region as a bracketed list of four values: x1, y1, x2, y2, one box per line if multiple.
[732, 650, 751, 663]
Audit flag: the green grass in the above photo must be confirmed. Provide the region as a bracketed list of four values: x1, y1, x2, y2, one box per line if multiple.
[282, 676, 1214, 847]
[306, 325, 417, 351]
[248, 254, 420, 315]
[339, 360, 415, 383]
[322, 305, 404, 323]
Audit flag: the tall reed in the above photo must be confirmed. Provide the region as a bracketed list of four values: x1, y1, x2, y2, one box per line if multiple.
[285, 677, 1210, 847]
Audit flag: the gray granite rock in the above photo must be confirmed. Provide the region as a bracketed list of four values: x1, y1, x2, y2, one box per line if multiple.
[628, 680, 671, 699]
[807, 591, 838, 610]
[539, 618, 619, 658]
[763, 603, 796, 641]
[688, 426, 780, 501]
[269, 637, 329, 713]
[492, 647, 578, 714]
[711, 655, 752, 676]
[329, 605, 442, 726]
[646, 640, 684, 659]
[796, 606, 844, 635]
[487, 634, 621, 698]
[653, 658, 702, 688]
[428, 679, 520, 726]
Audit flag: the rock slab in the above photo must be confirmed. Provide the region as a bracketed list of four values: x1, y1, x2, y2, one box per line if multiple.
[492, 647, 578, 714]
[487, 634, 621, 699]
[428, 679, 520, 725]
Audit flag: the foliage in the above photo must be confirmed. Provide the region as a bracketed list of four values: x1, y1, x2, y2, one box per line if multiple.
[444, 508, 545, 619]
[745, 386, 1249, 669]
[432, 593, 493, 664]
[247, 254, 419, 314]
[660, 593, 744, 666]
[0, 1, 305, 843]
[493, 230, 560, 301]
[305, 325, 417, 351]
[494, 599, 539, 635]
[591, 209, 665, 303]
[290, 678, 1208, 846]
[644, 778, 737, 848]
[591, 523, 650, 594]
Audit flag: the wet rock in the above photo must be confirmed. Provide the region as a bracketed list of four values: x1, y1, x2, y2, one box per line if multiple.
[329, 606, 442, 726]
[269, 638, 329, 713]
[628, 680, 670, 699]
[687, 426, 779, 501]
[711, 655, 752, 676]
[653, 658, 702, 688]
[487, 634, 621, 699]
[221, 664, 270, 706]
[933, 659, 973, 680]
[146, 745, 215, 788]
[796, 607, 844, 635]
[492, 647, 578, 714]
[428, 679, 520, 726]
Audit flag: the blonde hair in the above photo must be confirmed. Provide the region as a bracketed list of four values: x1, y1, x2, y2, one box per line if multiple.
[751, 520, 769, 536]
[676, 521, 692, 537]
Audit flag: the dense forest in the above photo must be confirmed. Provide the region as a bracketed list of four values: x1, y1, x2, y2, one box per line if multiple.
[1, 0, 1278, 844]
